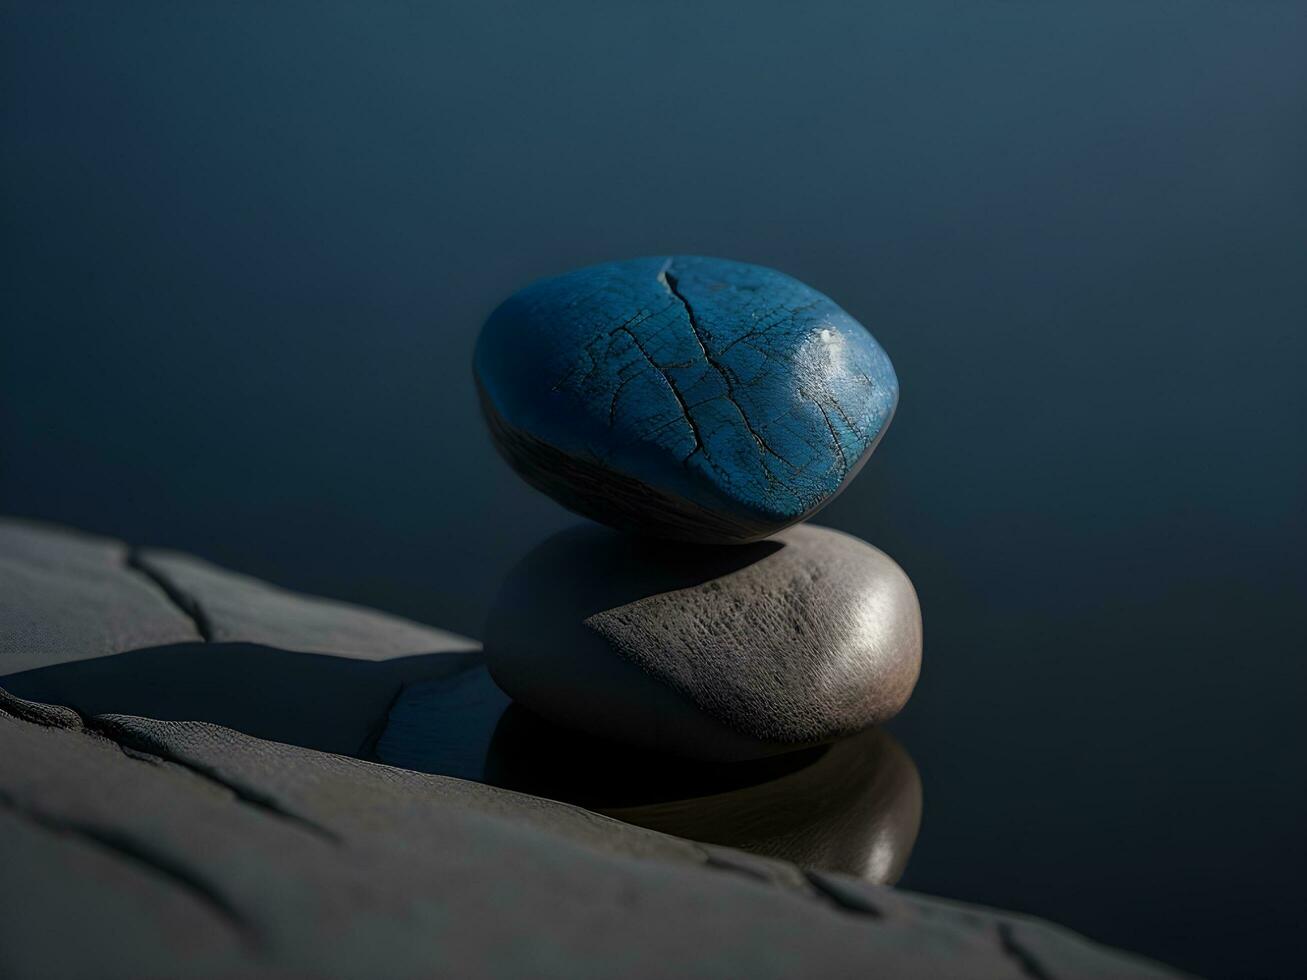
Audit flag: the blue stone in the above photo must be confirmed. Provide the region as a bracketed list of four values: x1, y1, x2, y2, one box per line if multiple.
[474, 256, 899, 542]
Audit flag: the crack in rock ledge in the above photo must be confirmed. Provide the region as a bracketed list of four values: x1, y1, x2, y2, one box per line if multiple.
[0, 690, 338, 843]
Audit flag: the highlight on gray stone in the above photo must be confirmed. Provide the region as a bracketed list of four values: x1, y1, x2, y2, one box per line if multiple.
[474, 256, 899, 543]
[484, 522, 923, 761]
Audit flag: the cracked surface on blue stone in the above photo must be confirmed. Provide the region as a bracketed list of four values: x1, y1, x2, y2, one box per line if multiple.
[475, 256, 899, 541]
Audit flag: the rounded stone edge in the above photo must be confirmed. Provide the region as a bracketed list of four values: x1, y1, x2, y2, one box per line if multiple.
[476, 377, 897, 545]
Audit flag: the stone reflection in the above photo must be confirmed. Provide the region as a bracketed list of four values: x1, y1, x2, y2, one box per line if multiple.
[376, 666, 921, 885]
[485, 701, 921, 885]
[600, 726, 920, 885]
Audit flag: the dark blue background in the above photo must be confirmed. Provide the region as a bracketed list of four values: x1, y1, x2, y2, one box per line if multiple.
[3, 3, 1304, 976]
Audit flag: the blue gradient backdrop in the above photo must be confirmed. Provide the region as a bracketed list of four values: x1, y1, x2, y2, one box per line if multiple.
[3, 4, 1304, 977]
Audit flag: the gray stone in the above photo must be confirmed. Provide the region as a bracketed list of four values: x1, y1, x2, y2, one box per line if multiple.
[484, 523, 923, 761]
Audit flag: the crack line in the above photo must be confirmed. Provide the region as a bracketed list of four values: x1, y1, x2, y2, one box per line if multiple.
[814, 400, 849, 473]
[660, 264, 794, 475]
[126, 550, 213, 641]
[997, 922, 1055, 980]
[86, 715, 343, 844]
[0, 788, 257, 942]
[612, 325, 708, 465]
[829, 396, 866, 440]
[607, 372, 637, 426]
[801, 869, 885, 918]
[4, 695, 341, 845]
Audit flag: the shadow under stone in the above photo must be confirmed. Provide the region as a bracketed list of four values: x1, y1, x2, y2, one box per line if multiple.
[1, 641, 482, 759]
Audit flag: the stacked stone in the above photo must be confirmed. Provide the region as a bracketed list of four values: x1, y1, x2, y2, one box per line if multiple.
[474, 257, 921, 762]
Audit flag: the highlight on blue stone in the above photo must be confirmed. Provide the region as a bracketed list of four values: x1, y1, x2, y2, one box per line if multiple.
[474, 256, 899, 543]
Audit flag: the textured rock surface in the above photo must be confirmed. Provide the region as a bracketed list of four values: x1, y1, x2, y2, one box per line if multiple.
[474, 256, 898, 542]
[131, 547, 479, 658]
[0, 518, 1189, 978]
[2, 518, 481, 758]
[0, 519, 200, 673]
[0, 690, 1187, 979]
[485, 523, 922, 760]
